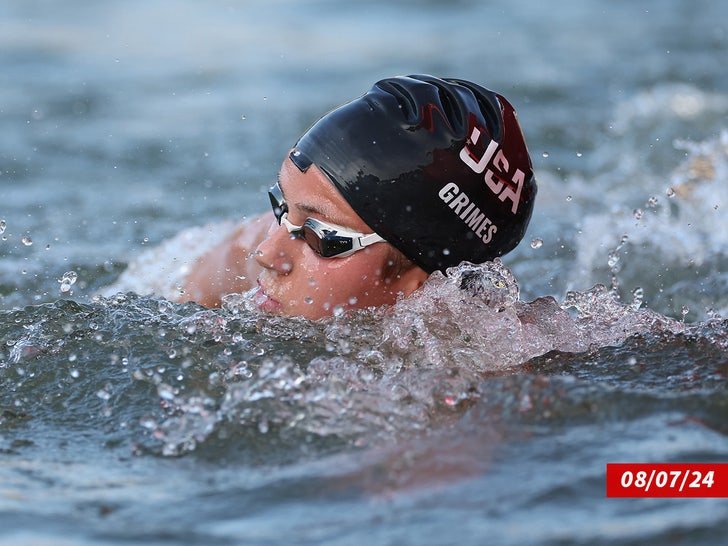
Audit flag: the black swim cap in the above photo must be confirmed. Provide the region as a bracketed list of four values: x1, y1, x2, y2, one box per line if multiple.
[289, 74, 537, 273]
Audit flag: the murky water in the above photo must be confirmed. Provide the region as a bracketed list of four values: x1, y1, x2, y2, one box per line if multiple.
[1, 1, 727, 544]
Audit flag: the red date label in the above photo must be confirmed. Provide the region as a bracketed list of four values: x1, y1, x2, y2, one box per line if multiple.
[606, 463, 728, 497]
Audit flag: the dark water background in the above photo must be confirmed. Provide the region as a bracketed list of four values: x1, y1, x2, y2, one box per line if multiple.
[1, 1, 727, 545]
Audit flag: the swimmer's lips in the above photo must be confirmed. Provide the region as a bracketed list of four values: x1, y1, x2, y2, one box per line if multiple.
[254, 280, 282, 313]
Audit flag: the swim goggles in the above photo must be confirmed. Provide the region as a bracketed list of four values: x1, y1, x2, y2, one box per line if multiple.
[268, 182, 385, 258]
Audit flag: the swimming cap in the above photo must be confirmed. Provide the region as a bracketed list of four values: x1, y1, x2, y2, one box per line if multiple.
[289, 74, 537, 273]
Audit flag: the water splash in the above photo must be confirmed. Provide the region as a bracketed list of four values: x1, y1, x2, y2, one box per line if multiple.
[146, 260, 687, 455]
[570, 130, 728, 319]
[611, 84, 728, 134]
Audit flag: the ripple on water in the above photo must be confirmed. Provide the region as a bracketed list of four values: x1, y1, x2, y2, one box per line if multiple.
[126, 260, 694, 455]
[0, 261, 722, 459]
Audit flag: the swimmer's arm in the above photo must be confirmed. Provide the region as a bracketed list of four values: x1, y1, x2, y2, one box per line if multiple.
[178, 212, 273, 307]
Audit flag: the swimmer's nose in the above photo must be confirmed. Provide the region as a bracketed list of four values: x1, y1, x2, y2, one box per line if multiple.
[254, 220, 296, 274]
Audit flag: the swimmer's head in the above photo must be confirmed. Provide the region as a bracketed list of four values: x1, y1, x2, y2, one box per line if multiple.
[289, 74, 537, 273]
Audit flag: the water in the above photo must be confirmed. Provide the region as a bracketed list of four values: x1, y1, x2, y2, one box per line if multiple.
[1, 0, 727, 544]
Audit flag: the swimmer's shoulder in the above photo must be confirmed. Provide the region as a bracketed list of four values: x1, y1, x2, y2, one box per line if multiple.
[97, 218, 247, 301]
[176, 212, 273, 307]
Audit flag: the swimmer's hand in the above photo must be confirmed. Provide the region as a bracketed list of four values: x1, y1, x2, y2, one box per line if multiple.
[179, 213, 271, 307]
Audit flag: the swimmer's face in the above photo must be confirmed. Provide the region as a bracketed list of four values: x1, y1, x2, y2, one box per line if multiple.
[253, 157, 428, 320]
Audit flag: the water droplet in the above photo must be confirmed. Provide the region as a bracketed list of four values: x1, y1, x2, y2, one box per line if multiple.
[69, 368, 79, 379]
[542, 151, 549, 158]
[157, 300, 174, 314]
[706, 308, 721, 320]
[607, 251, 620, 268]
[442, 248, 450, 256]
[68, 353, 77, 362]
[348, 296, 358, 305]
[630, 287, 644, 310]
[140, 417, 157, 430]
[633, 208, 643, 220]
[304, 296, 314, 305]
[576, 152, 583, 157]
[566, 195, 572, 202]
[530, 238, 543, 249]
[627, 356, 638, 366]
[0, 220, 5, 235]
[519, 393, 533, 412]
[157, 384, 176, 401]
[241, 115, 246, 120]
[666, 187, 675, 198]
[646, 196, 659, 208]
[333, 305, 345, 317]
[21, 235, 33, 246]
[58, 271, 78, 293]
[681, 305, 689, 320]
[96, 388, 111, 401]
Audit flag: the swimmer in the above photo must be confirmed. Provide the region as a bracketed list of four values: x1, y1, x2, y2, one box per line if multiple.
[109, 75, 537, 319]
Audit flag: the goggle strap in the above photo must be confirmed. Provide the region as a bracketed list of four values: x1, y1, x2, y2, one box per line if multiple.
[280, 214, 302, 232]
[358, 232, 385, 247]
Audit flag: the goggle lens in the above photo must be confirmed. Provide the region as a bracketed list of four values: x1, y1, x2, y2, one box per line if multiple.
[268, 184, 287, 223]
[267, 182, 381, 259]
[302, 221, 354, 257]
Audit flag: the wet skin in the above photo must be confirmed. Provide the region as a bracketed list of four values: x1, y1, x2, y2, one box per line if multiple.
[181, 156, 428, 319]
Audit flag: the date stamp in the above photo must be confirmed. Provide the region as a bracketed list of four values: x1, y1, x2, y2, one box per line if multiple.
[606, 463, 728, 497]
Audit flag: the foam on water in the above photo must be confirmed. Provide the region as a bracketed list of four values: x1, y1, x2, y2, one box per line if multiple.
[565, 126, 728, 319]
[140, 259, 690, 456]
[6, 260, 696, 458]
